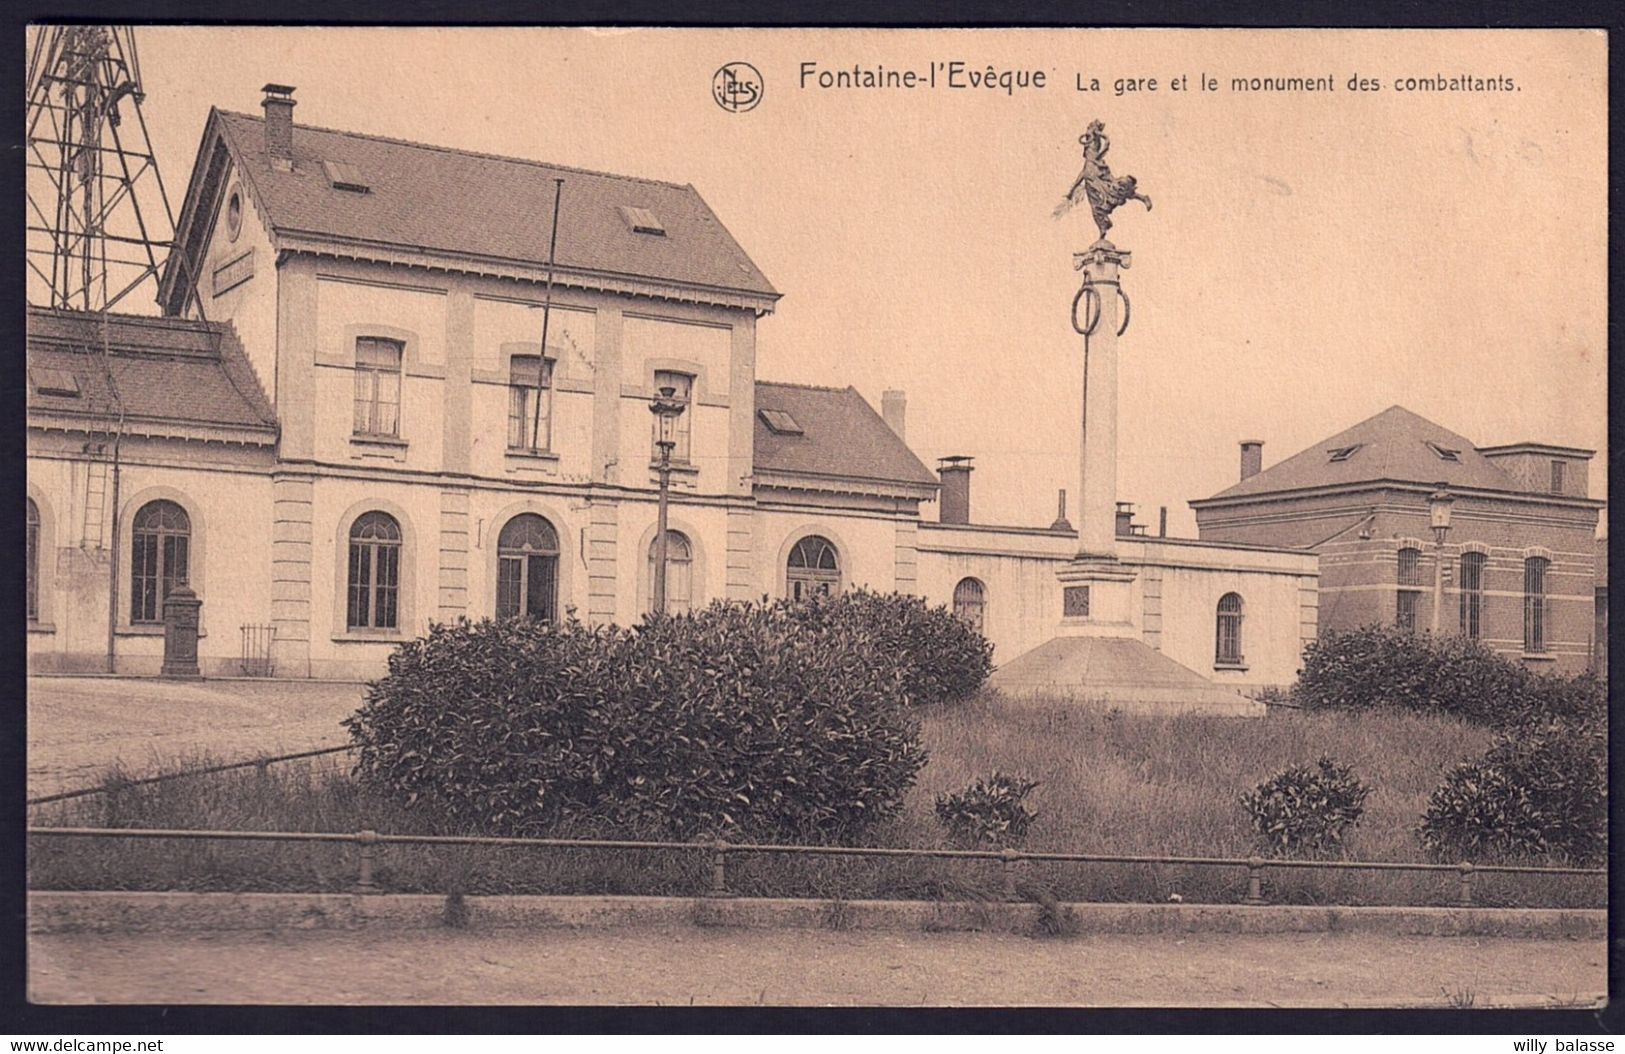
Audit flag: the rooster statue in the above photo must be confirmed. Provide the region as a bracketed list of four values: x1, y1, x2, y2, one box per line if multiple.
[1054, 120, 1152, 242]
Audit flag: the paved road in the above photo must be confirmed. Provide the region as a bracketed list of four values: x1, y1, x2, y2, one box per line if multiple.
[28, 677, 366, 798]
[27, 927, 1604, 1007]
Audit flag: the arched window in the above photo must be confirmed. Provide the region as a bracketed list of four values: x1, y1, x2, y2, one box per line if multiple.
[347, 512, 402, 630]
[646, 530, 694, 614]
[131, 500, 190, 623]
[1524, 556, 1550, 653]
[953, 577, 986, 633]
[786, 535, 840, 601]
[1396, 547, 1424, 633]
[1216, 592, 1244, 665]
[497, 514, 560, 621]
[26, 498, 40, 622]
[1458, 551, 1486, 640]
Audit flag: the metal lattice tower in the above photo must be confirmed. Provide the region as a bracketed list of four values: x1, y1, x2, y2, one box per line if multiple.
[25, 25, 178, 313]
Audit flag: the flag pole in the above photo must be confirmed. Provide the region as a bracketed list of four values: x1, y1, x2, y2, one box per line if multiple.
[531, 178, 565, 449]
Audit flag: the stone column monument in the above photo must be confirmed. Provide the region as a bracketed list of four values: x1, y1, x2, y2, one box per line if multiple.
[1053, 120, 1151, 638]
[986, 123, 1259, 714]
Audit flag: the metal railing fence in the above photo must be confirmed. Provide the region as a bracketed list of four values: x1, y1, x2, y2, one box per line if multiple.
[25, 824, 1605, 907]
[26, 743, 355, 807]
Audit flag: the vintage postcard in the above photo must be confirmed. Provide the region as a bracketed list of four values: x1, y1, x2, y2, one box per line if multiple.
[23, 26, 1607, 1012]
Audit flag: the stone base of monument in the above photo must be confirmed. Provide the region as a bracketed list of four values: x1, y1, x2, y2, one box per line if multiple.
[986, 636, 1265, 718]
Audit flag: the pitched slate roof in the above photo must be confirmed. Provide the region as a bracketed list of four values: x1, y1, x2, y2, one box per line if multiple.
[1198, 405, 1518, 502]
[211, 111, 777, 302]
[26, 307, 277, 442]
[753, 381, 938, 490]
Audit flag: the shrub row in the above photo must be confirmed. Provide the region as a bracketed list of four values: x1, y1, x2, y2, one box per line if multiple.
[1294, 625, 1603, 729]
[345, 592, 993, 842]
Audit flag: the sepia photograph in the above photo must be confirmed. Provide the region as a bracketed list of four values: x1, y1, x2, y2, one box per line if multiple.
[21, 24, 1608, 1012]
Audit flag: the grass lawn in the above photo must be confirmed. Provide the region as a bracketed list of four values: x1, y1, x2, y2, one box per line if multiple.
[26, 693, 1602, 908]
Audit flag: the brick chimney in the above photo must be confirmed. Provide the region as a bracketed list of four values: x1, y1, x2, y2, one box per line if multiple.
[938, 456, 973, 525]
[262, 84, 296, 168]
[1115, 501, 1135, 538]
[881, 389, 906, 442]
[1240, 440, 1264, 482]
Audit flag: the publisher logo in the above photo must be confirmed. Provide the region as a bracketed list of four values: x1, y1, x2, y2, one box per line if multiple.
[713, 62, 763, 113]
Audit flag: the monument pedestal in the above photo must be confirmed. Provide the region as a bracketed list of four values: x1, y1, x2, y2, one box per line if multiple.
[1055, 558, 1138, 638]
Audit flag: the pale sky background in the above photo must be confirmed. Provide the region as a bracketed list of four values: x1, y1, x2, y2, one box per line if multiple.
[60, 27, 1607, 535]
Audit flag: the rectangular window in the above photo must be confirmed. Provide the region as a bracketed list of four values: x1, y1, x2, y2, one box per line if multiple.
[651, 370, 693, 463]
[1524, 558, 1549, 653]
[1550, 460, 1566, 494]
[1458, 552, 1485, 640]
[353, 338, 402, 437]
[507, 356, 553, 451]
[1396, 590, 1420, 633]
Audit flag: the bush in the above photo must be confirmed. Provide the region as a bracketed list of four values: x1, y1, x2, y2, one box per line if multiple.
[344, 601, 928, 841]
[935, 773, 1040, 847]
[1240, 756, 1371, 857]
[787, 589, 993, 706]
[1419, 714, 1606, 865]
[1295, 626, 1603, 728]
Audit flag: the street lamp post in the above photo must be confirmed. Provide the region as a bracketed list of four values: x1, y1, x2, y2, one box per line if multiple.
[649, 386, 687, 615]
[1429, 486, 1455, 635]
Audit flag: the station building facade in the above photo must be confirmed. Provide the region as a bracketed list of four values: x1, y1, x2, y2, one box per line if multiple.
[27, 87, 1318, 693]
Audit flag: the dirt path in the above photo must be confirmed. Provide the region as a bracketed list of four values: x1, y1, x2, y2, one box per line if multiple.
[28, 677, 366, 797]
[28, 928, 1604, 1007]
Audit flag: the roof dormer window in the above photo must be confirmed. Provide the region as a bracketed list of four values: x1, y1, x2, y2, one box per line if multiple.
[322, 160, 370, 193]
[1327, 443, 1362, 463]
[1426, 441, 1461, 462]
[619, 205, 666, 236]
[759, 408, 803, 436]
[30, 367, 80, 398]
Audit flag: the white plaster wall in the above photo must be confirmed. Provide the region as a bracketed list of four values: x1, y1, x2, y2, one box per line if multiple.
[198, 166, 279, 402]
[914, 532, 1072, 669]
[622, 315, 731, 394]
[304, 475, 444, 677]
[470, 298, 596, 375]
[26, 451, 273, 676]
[615, 397, 732, 493]
[751, 507, 902, 600]
[317, 279, 449, 366]
[311, 279, 448, 471]
[468, 383, 596, 481]
[462, 489, 592, 622]
[611, 497, 733, 622]
[916, 526, 1318, 686]
[1141, 564, 1309, 689]
[616, 315, 734, 494]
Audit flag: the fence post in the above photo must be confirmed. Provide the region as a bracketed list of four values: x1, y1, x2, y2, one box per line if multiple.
[1456, 862, 1475, 908]
[1000, 848, 1021, 901]
[1243, 856, 1266, 906]
[353, 829, 380, 894]
[706, 838, 731, 898]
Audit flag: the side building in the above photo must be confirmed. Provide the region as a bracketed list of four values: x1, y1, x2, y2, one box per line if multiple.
[1190, 406, 1603, 674]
